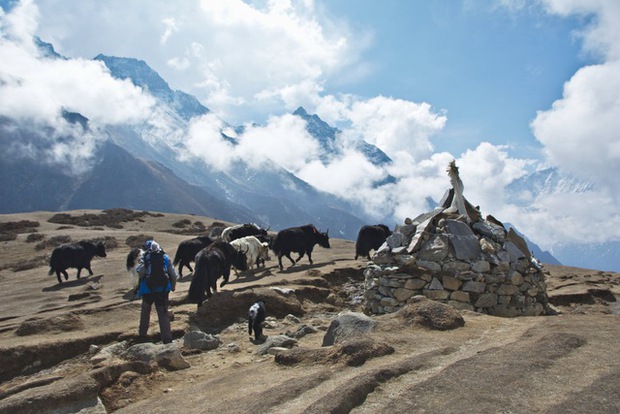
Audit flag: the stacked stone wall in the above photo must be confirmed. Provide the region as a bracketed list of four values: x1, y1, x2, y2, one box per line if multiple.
[363, 214, 550, 317]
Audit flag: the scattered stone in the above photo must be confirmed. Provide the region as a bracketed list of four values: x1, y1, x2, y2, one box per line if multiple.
[226, 343, 241, 353]
[90, 341, 129, 365]
[267, 347, 290, 355]
[275, 338, 394, 367]
[322, 312, 377, 346]
[255, 335, 298, 356]
[285, 324, 318, 339]
[120, 343, 190, 371]
[284, 314, 301, 324]
[183, 330, 221, 351]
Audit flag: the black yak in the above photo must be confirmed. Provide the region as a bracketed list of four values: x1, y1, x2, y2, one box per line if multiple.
[355, 224, 392, 260]
[172, 235, 213, 278]
[271, 224, 330, 271]
[48, 240, 107, 284]
[187, 241, 248, 307]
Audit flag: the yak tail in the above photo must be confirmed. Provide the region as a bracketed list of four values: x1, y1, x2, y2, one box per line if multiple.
[172, 249, 181, 266]
[187, 260, 205, 304]
[48, 268, 54, 275]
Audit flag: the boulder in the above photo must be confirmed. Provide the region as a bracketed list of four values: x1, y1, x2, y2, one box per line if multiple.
[120, 343, 190, 371]
[322, 312, 377, 346]
[183, 330, 221, 351]
[400, 296, 465, 330]
[255, 335, 298, 356]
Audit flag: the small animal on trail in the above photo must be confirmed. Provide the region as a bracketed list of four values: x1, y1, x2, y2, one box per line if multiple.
[229, 235, 270, 273]
[187, 241, 249, 307]
[270, 224, 330, 271]
[248, 300, 266, 341]
[126, 247, 144, 295]
[355, 224, 392, 260]
[221, 223, 269, 243]
[48, 240, 107, 284]
[172, 235, 214, 278]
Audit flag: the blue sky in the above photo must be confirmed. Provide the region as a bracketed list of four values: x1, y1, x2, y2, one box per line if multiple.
[322, 1, 594, 158]
[1, 0, 619, 253]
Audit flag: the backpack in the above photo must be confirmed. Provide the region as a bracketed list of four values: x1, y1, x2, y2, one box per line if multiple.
[144, 250, 168, 291]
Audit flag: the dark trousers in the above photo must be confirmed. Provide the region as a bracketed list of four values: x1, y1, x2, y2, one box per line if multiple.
[139, 292, 172, 344]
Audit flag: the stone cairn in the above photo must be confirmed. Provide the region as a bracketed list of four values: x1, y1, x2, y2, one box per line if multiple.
[364, 161, 551, 317]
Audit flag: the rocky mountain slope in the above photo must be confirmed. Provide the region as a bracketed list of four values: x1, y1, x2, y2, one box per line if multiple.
[0, 210, 618, 413]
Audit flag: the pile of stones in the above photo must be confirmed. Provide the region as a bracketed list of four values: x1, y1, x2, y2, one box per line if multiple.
[363, 165, 551, 318]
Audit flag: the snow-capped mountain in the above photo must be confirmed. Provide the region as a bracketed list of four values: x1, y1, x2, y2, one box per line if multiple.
[0, 43, 379, 239]
[506, 168, 619, 272]
[292, 106, 393, 167]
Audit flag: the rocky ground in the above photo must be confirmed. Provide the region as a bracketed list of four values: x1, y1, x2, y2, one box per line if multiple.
[0, 210, 619, 414]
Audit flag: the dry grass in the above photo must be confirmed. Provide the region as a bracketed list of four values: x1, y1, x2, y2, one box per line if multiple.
[48, 208, 163, 229]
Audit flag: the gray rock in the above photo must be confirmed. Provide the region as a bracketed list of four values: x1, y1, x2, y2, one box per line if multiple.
[504, 240, 526, 262]
[121, 343, 190, 371]
[442, 275, 462, 291]
[322, 312, 377, 346]
[407, 216, 435, 253]
[393, 288, 416, 302]
[507, 228, 532, 260]
[471, 260, 491, 273]
[386, 232, 408, 249]
[256, 335, 298, 355]
[90, 341, 129, 365]
[462, 280, 486, 293]
[416, 260, 442, 272]
[445, 220, 482, 260]
[417, 234, 450, 262]
[423, 290, 450, 300]
[285, 324, 318, 339]
[472, 220, 506, 243]
[474, 293, 498, 308]
[183, 330, 222, 351]
[428, 277, 444, 290]
[443, 260, 471, 272]
[404, 278, 427, 290]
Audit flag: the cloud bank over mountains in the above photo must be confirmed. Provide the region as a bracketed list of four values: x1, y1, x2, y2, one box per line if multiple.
[1, 0, 619, 254]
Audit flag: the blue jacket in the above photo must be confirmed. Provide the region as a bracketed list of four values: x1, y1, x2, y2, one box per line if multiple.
[135, 251, 177, 297]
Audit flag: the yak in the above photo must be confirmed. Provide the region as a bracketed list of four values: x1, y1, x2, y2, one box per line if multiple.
[271, 224, 330, 271]
[230, 235, 270, 273]
[187, 241, 248, 307]
[48, 240, 107, 284]
[355, 224, 392, 260]
[126, 247, 144, 294]
[172, 235, 214, 278]
[221, 223, 269, 243]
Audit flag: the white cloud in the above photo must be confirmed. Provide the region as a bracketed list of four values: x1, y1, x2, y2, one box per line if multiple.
[32, 0, 362, 124]
[160, 17, 179, 45]
[532, 0, 620, 196]
[531, 60, 620, 192]
[184, 112, 321, 172]
[346, 97, 447, 161]
[0, 1, 155, 126]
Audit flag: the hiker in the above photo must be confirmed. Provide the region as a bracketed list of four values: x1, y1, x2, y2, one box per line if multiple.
[135, 240, 178, 344]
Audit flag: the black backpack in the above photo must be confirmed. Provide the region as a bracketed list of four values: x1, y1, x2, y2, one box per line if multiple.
[145, 250, 168, 291]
